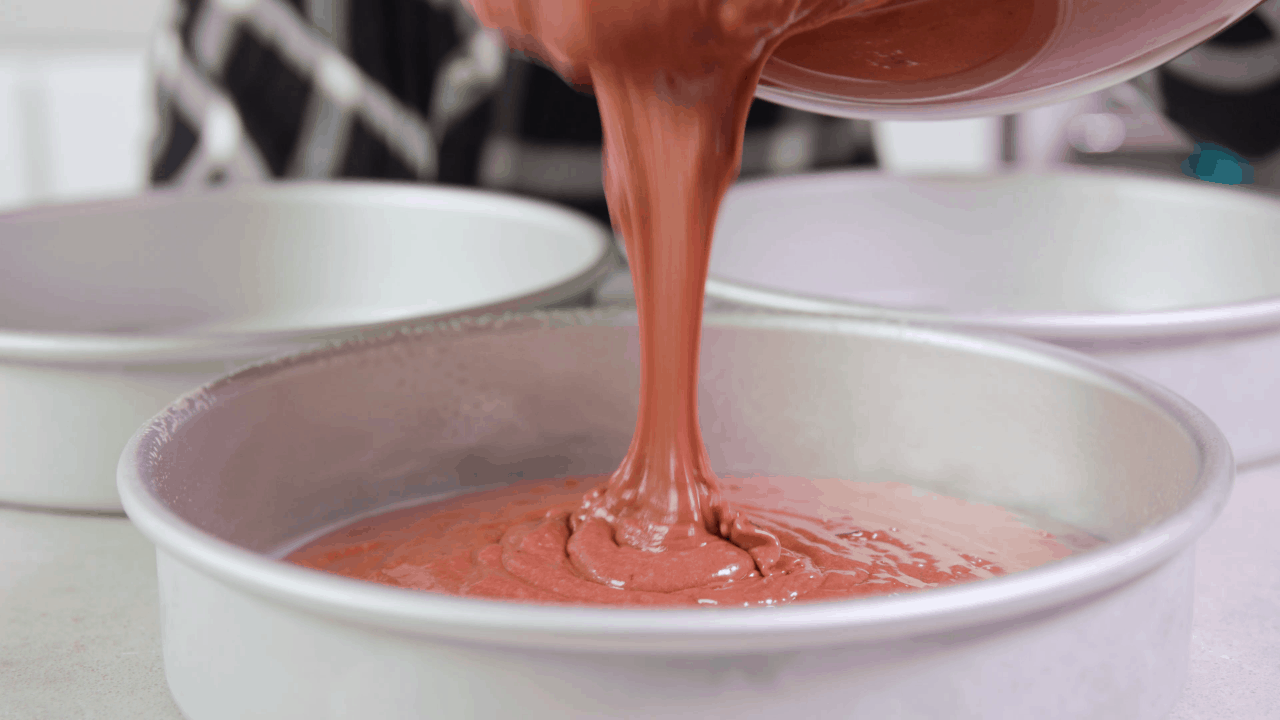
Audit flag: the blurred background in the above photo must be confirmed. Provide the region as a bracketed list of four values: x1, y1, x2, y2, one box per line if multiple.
[0, 0, 164, 210]
[0, 0, 1274, 213]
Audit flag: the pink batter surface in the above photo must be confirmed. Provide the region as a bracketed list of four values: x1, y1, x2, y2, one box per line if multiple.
[286, 476, 1094, 607]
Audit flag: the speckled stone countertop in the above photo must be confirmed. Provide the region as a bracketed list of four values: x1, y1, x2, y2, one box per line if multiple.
[2, 460, 1276, 719]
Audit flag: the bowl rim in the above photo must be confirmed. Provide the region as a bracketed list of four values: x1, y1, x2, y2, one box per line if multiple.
[754, 4, 1244, 121]
[707, 168, 1280, 343]
[0, 181, 617, 365]
[117, 309, 1234, 654]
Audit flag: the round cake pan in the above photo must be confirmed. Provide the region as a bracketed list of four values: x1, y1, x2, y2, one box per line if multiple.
[118, 310, 1231, 720]
[707, 169, 1280, 469]
[1, 182, 615, 512]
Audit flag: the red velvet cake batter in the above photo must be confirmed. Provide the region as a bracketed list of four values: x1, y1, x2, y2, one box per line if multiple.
[288, 476, 1090, 607]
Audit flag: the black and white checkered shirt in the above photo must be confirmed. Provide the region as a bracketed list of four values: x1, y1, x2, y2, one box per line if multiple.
[149, 0, 1280, 212]
[1154, 0, 1280, 161]
[148, 0, 877, 226]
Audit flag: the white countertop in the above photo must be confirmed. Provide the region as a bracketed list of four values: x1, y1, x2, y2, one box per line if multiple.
[3, 465, 1277, 719]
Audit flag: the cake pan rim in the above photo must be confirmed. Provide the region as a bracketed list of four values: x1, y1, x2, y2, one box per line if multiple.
[706, 168, 1280, 343]
[0, 181, 617, 365]
[117, 310, 1234, 654]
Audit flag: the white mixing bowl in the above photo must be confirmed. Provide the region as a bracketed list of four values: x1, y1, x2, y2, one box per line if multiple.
[708, 170, 1280, 469]
[1, 182, 615, 511]
[757, 0, 1261, 120]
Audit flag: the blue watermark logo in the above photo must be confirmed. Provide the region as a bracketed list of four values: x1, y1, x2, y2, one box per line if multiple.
[1182, 143, 1254, 185]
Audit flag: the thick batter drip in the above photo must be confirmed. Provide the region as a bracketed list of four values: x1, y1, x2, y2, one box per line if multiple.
[465, 0, 908, 599]
[284, 0, 1074, 605]
[288, 476, 1090, 607]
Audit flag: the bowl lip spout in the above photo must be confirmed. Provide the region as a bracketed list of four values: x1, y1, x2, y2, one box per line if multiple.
[0, 181, 617, 366]
[707, 169, 1280, 344]
[117, 310, 1234, 655]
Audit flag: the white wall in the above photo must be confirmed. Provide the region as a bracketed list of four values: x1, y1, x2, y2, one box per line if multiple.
[0, 0, 167, 211]
[0, 0, 166, 40]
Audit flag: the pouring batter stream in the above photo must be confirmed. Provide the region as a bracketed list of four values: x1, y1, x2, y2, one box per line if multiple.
[288, 0, 1085, 606]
